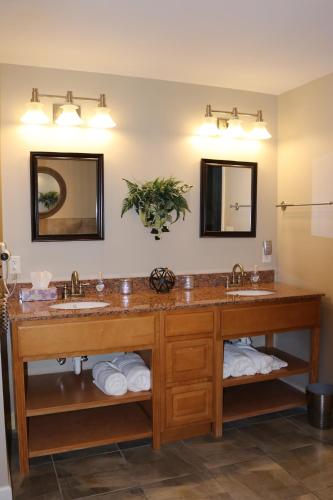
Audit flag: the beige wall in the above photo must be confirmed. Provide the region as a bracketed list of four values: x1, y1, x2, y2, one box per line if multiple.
[277, 72, 333, 386]
[0, 64, 277, 281]
[0, 69, 11, 500]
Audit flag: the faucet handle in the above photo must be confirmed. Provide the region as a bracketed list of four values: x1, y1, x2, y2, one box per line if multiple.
[221, 275, 230, 289]
[62, 284, 69, 299]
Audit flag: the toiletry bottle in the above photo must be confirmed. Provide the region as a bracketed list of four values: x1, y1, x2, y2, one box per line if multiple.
[251, 265, 260, 285]
[96, 272, 105, 293]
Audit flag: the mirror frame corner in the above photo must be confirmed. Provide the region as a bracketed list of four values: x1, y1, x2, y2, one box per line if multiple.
[200, 158, 257, 238]
[30, 151, 104, 242]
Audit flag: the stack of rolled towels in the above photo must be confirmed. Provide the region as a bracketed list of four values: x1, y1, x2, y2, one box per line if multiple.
[92, 352, 151, 396]
[223, 342, 288, 379]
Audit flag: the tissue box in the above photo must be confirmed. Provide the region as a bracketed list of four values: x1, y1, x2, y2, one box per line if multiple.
[19, 287, 58, 302]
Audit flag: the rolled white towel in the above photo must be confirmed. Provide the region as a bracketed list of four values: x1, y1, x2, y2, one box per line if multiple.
[92, 361, 127, 396]
[271, 355, 288, 370]
[237, 346, 274, 374]
[223, 344, 257, 378]
[110, 353, 151, 392]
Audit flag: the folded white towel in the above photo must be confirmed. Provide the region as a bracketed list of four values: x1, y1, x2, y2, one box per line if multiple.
[237, 345, 274, 374]
[109, 353, 151, 392]
[92, 361, 127, 396]
[223, 344, 257, 378]
[271, 355, 288, 370]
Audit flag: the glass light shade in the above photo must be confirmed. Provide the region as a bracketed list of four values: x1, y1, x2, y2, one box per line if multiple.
[90, 106, 116, 129]
[249, 121, 272, 140]
[198, 116, 221, 136]
[20, 102, 49, 125]
[55, 104, 82, 126]
[225, 118, 246, 138]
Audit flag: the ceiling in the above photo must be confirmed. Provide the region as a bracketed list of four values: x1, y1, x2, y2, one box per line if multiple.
[1, 0, 333, 95]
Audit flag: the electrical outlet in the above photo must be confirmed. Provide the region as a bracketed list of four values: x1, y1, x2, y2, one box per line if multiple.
[9, 256, 21, 275]
[262, 249, 272, 263]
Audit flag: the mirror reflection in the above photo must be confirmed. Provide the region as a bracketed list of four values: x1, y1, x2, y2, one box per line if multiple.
[31, 152, 104, 241]
[200, 159, 257, 237]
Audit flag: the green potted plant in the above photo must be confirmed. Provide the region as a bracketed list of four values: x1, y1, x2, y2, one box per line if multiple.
[121, 177, 193, 240]
[38, 191, 59, 210]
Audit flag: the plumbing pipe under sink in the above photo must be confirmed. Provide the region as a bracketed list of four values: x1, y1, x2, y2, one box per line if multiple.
[57, 355, 88, 375]
[73, 356, 82, 375]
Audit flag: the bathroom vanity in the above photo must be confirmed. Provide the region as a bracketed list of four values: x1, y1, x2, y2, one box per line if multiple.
[8, 282, 322, 474]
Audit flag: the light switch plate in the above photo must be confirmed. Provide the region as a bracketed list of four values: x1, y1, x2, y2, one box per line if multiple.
[9, 255, 21, 275]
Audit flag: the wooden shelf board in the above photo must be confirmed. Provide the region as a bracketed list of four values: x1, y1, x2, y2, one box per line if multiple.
[26, 370, 152, 416]
[223, 347, 309, 388]
[28, 403, 152, 457]
[223, 379, 306, 422]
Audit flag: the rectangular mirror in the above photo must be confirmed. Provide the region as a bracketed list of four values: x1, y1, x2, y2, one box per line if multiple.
[31, 152, 104, 241]
[200, 158, 257, 237]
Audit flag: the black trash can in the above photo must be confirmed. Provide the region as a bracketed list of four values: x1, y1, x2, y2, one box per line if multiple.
[306, 383, 333, 429]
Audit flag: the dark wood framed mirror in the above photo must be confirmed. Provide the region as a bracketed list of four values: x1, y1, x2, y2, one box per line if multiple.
[31, 152, 104, 241]
[200, 158, 257, 237]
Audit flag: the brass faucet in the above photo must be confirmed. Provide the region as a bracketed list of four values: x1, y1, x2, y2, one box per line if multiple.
[62, 271, 85, 299]
[231, 263, 245, 286]
[70, 271, 84, 297]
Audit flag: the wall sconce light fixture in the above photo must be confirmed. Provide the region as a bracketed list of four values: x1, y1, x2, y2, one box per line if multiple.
[21, 88, 116, 129]
[201, 105, 271, 140]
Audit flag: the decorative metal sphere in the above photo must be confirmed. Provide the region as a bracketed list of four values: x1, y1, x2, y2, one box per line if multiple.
[149, 267, 176, 293]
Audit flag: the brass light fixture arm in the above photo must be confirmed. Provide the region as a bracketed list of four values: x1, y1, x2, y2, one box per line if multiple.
[32, 88, 105, 105]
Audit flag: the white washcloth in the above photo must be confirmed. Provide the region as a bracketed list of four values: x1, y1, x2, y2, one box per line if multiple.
[271, 355, 288, 370]
[237, 345, 274, 374]
[109, 353, 151, 392]
[92, 361, 127, 396]
[223, 344, 257, 378]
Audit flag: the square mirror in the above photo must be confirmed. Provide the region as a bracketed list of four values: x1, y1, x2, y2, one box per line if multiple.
[200, 158, 257, 237]
[31, 152, 104, 241]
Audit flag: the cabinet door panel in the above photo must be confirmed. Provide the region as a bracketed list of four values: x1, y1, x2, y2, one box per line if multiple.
[166, 338, 213, 384]
[18, 315, 156, 359]
[166, 382, 213, 428]
[221, 301, 320, 337]
[165, 310, 214, 337]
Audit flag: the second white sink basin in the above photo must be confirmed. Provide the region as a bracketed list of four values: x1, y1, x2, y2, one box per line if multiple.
[50, 301, 110, 310]
[226, 289, 275, 297]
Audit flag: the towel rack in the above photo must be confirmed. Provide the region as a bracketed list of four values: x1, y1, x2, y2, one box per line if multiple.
[230, 203, 251, 211]
[276, 200, 333, 211]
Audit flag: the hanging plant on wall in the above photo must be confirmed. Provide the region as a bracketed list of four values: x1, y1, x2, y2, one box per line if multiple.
[121, 177, 193, 240]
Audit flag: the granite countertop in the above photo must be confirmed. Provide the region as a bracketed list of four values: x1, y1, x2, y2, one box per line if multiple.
[8, 282, 323, 322]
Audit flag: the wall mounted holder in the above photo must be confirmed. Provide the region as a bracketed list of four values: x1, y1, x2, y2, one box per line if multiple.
[276, 201, 333, 211]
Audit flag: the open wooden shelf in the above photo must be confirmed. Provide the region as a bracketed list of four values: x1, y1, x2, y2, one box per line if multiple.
[223, 379, 306, 422]
[26, 370, 152, 416]
[222, 347, 309, 388]
[28, 402, 152, 457]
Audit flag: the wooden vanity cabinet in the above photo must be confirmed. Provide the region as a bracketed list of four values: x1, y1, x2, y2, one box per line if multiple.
[11, 294, 322, 475]
[11, 313, 160, 475]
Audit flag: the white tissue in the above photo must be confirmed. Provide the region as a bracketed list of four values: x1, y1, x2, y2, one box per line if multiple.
[30, 271, 52, 289]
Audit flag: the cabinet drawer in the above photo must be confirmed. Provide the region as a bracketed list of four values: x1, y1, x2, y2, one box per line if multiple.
[165, 310, 214, 337]
[17, 315, 156, 359]
[221, 300, 320, 337]
[166, 338, 213, 384]
[166, 382, 213, 428]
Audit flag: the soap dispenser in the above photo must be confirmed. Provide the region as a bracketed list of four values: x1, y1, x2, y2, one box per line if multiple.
[96, 272, 105, 293]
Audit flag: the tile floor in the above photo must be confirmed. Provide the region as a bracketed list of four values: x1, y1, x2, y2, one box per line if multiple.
[9, 409, 333, 499]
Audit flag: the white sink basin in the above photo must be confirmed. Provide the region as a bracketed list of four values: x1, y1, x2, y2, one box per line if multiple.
[226, 290, 275, 297]
[50, 301, 110, 310]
